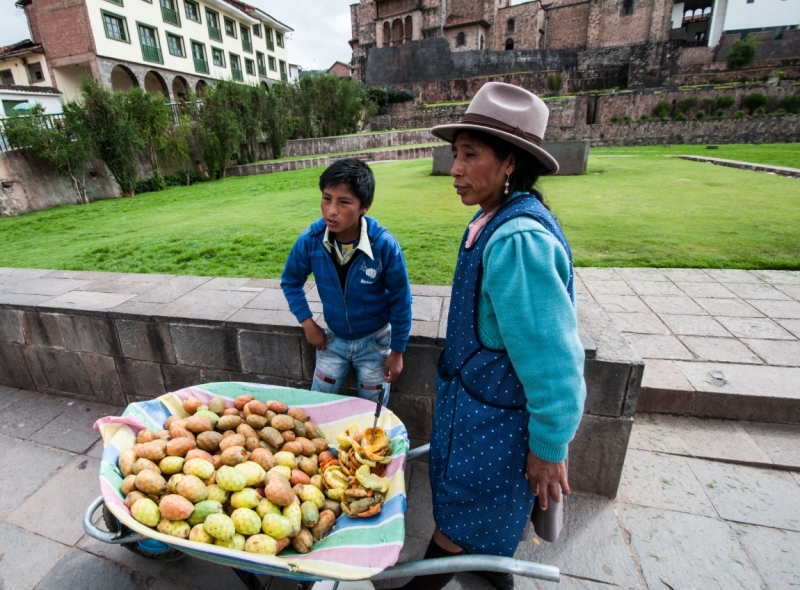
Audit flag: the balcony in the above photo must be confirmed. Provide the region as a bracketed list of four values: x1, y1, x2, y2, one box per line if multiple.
[161, 5, 180, 26]
[194, 58, 209, 74]
[242, 38, 253, 53]
[267, 38, 274, 51]
[258, 64, 267, 76]
[208, 25, 222, 42]
[281, 71, 287, 82]
[141, 45, 163, 64]
[232, 68, 243, 82]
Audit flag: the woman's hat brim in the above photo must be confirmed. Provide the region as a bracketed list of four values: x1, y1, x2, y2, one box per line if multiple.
[431, 123, 560, 176]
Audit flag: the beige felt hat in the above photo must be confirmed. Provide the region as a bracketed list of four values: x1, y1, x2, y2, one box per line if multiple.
[431, 82, 559, 176]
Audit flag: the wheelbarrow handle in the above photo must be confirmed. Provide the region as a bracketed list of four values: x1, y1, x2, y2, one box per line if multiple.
[407, 443, 430, 461]
[83, 496, 149, 544]
[370, 554, 560, 583]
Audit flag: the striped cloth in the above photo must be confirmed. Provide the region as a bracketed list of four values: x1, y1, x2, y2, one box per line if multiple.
[94, 382, 409, 582]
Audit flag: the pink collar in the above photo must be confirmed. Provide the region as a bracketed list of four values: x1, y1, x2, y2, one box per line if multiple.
[465, 209, 498, 248]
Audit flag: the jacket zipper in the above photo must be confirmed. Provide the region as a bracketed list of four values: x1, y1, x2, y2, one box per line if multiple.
[319, 234, 360, 335]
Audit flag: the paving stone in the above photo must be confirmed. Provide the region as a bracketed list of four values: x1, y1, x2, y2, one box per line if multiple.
[0, 384, 23, 412]
[628, 280, 683, 296]
[574, 268, 620, 281]
[673, 281, 736, 298]
[703, 269, 763, 283]
[624, 334, 694, 360]
[687, 458, 800, 531]
[115, 319, 176, 364]
[694, 297, 764, 317]
[608, 312, 669, 335]
[107, 301, 168, 317]
[533, 575, 624, 589]
[410, 284, 452, 296]
[614, 268, 669, 282]
[628, 414, 771, 465]
[28, 398, 120, 453]
[615, 449, 717, 517]
[0, 434, 73, 519]
[170, 324, 240, 370]
[592, 294, 650, 313]
[776, 283, 800, 300]
[680, 336, 764, 364]
[226, 308, 301, 328]
[715, 316, 795, 340]
[244, 288, 292, 310]
[412, 295, 443, 321]
[619, 504, 764, 590]
[0, 293, 54, 306]
[21, 311, 65, 347]
[0, 308, 24, 343]
[0, 388, 76, 438]
[637, 359, 695, 414]
[725, 282, 792, 301]
[584, 280, 636, 297]
[76, 279, 160, 294]
[116, 358, 166, 397]
[0, 522, 69, 590]
[0, 268, 52, 282]
[642, 295, 706, 315]
[750, 270, 800, 285]
[154, 289, 257, 321]
[742, 422, 800, 469]
[5, 277, 93, 296]
[658, 268, 715, 282]
[776, 318, 800, 339]
[59, 314, 123, 356]
[34, 346, 96, 395]
[438, 297, 450, 341]
[40, 291, 138, 311]
[516, 493, 640, 589]
[305, 285, 321, 301]
[674, 361, 800, 399]
[196, 277, 250, 290]
[746, 298, 800, 319]
[742, 339, 800, 366]
[115, 273, 174, 283]
[237, 330, 303, 378]
[243, 278, 282, 289]
[86, 438, 105, 459]
[404, 461, 435, 541]
[72, 271, 125, 280]
[161, 365, 229, 392]
[0, 341, 35, 390]
[731, 523, 800, 590]
[132, 275, 211, 303]
[7, 454, 102, 545]
[658, 314, 731, 336]
[410, 320, 439, 339]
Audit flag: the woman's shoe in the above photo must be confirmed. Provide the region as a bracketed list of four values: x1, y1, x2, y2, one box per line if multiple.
[473, 571, 514, 590]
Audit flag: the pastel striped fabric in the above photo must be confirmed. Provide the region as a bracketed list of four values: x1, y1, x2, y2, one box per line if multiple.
[95, 382, 409, 582]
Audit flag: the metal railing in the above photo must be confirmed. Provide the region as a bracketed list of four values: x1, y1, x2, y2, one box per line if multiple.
[281, 71, 287, 82]
[267, 38, 274, 51]
[242, 38, 252, 53]
[231, 68, 243, 82]
[258, 64, 267, 76]
[141, 45, 163, 64]
[194, 58, 209, 74]
[208, 25, 222, 42]
[0, 113, 67, 152]
[161, 5, 180, 26]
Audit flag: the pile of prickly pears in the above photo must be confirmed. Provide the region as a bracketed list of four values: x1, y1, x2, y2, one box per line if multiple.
[118, 394, 340, 556]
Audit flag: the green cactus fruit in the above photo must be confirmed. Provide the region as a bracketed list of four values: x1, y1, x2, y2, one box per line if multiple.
[300, 501, 320, 528]
[231, 508, 263, 536]
[273, 451, 296, 469]
[203, 513, 236, 541]
[167, 473, 185, 494]
[244, 534, 278, 555]
[256, 498, 281, 519]
[156, 519, 190, 538]
[234, 461, 266, 487]
[196, 404, 209, 413]
[260, 513, 293, 540]
[183, 458, 215, 480]
[298, 484, 326, 509]
[159, 456, 185, 475]
[216, 466, 248, 492]
[195, 409, 219, 426]
[131, 498, 161, 527]
[187, 499, 224, 527]
[189, 523, 215, 543]
[215, 533, 246, 551]
[206, 484, 230, 504]
[266, 465, 292, 481]
[282, 501, 302, 537]
[230, 487, 261, 510]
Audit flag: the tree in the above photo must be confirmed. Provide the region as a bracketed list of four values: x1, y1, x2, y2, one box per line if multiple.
[652, 100, 673, 118]
[726, 34, 758, 70]
[263, 83, 295, 159]
[124, 88, 172, 190]
[742, 92, 767, 114]
[3, 104, 91, 204]
[197, 80, 246, 179]
[546, 74, 565, 93]
[715, 95, 736, 111]
[165, 88, 201, 185]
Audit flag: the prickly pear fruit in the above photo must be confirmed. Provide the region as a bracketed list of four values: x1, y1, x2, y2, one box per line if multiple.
[215, 533, 246, 551]
[265, 475, 295, 506]
[131, 498, 161, 527]
[298, 484, 326, 509]
[206, 484, 229, 504]
[216, 465, 247, 492]
[203, 513, 235, 541]
[282, 501, 302, 537]
[195, 410, 219, 426]
[134, 470, 167, 495]
[230, 487, 261, 510]
[132, 458, 161, 475]
[301, 501, 320, 528]
[176, 474, 208, 503]
[159, 456, 184, 475]
[266, 465, 292, 481]
[235, 461, 266, 487]
[118, 449, 137, 477]
[189, 523, 214, 543]
[167, 473, 185, 494]
[291, 528, 314, 554]
[121, 474, 137, 496]
[187, 499, 224, 527]
[256, 498, 281, 519]
[208, 397, 227, 415]
[159, 494, 195, 521]
[273, 451, 296, 469]
[260, 513, 293, 540]
[244, 534, 278, 555]
[231, 508, 262, 536]
[124, 491, 147, 508]
[183, 458, 215, 480]
[156, 518, 190, 538]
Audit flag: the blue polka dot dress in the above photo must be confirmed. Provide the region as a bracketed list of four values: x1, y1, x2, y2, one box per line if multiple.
[429, 195, 574, 557]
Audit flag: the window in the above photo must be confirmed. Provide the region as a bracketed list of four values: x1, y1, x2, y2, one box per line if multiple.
[256, 51, 266, 75]
[137, 23, 163, 63]
[240, 24, 252, 52]
[252, 23, 261, 37]
[276, 31, 283, 47]
[26, 62, 45, 83]
[265, 27, 274, 50]
[3, 99, 27, 115]
[166, 32, 184, 56]
[505, 38, 514, 50]
[507, 18, 515, 33]
[206, 9, 221, 41]
[456, 32, 465, 46]
[405, 15, 412, 41]
[279, 59, 287, 81]
[224, 17, 237, 37]
[622, 0, 634, 15]
[184, 0, 200, 23]
[212, 46, 225, 67]
[160, 0, 180, 26]
[383, 22, 390, 47]
[192, 41, 208, 73]
[268, 55, 276, 71]
[230, 53, 243, 81]
[245, 58, 255, 75]
[0, 69, 14, 85]
[102, 11, 129, 42]
[105, 0, 123, 6]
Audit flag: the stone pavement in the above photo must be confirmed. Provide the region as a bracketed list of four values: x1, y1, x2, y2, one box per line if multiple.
[574, 268, 800, 423]
[2, 383, 800, 590]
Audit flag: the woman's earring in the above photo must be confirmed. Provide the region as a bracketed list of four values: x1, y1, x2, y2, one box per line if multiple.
[504, 174, 510, 195]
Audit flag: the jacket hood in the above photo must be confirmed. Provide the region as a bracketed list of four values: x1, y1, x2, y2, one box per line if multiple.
[309, 216, 387, 242]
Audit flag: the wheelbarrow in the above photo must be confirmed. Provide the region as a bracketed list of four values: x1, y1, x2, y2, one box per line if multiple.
[86, 383, 560, 589]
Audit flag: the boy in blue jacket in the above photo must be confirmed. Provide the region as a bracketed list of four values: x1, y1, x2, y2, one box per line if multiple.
[281, 159, 412, 403]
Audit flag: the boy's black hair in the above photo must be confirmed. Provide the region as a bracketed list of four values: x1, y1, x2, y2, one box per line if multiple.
[319, 158, 375, 209]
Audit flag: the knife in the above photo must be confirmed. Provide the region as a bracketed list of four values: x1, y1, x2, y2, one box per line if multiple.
[371, 384, 386, 444]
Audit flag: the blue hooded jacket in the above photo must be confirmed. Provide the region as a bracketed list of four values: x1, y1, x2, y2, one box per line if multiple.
[281, 216, 413, 352]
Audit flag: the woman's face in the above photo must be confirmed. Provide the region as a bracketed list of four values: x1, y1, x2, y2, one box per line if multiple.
[451, 132, 515, 212]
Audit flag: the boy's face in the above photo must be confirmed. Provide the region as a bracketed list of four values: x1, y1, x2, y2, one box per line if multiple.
[321, 184, 369, 241]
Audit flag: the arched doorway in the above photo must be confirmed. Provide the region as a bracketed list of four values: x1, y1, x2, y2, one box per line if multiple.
[144, 70, 169, 99]
[392, 19, 403, 45]
[260, 81, 269, 92]
[110, 65, 139, 92]
[383, 22, 390, 47]
[195, 79, 208, 96]
[172, 75, 188, 100]
[505, 38, 514, 50]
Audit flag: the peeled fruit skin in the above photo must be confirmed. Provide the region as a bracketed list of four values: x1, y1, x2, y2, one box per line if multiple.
[131, 498, 161, 527]
[261, 513, 293, 540]
[265, 476, 295, 507]
[159, 494, 195, 520]
[312, 510, 337, 542]
[132, 458, 161, 475]
[301, 501, 320, 528]
[157, 518, 191, 539]
[203, 513, 236, 541]
[292, 528, 314, 554]
[215, 533, 246, 551]
[159, 456, 185, 475]
[206, 484, 229, 504]
[256, 498, 282, 518]
[187, 500, 224, 527]
[216, 465, 247, 492]
[189, 523, 215, 543]
[183, 458, 215, 480]
[235, 461, 266, 487]
[245, 534, 278, 555]
[135, 470, 167, 495]
[231, 508, 263, 536]
[176, 474, 208, 503]
[118, 449, 137, 477]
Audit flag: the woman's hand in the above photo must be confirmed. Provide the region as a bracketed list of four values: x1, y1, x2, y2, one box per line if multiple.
[525, 452, 569, 511]
[301, 318, 327, 351]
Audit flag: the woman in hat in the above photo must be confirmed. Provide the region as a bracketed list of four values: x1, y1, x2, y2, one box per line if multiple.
[403, 83, 586, 590]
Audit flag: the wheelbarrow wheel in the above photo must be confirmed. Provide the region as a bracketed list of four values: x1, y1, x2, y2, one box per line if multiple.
[102, 504, 185, 561]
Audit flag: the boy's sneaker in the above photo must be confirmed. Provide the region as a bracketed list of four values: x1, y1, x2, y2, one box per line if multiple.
[474, 571, 515, 590]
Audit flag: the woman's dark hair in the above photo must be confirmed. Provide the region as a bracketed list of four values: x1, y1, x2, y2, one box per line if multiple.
[455, 129, 549, 209]
[319, 158, 375, 209]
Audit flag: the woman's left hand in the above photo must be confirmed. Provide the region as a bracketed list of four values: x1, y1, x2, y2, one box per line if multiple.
[525, 452, 569, 511]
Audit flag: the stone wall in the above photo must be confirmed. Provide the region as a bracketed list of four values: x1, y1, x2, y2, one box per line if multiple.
[274, 129, 436, 159]
[544, 1, 591, 50]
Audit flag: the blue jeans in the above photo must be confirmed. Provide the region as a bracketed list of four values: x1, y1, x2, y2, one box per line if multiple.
[311, 323, 391, 404]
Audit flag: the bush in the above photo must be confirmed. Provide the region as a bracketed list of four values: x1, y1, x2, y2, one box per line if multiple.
[673, 113, 689, 121]
[546, 74, 565, 93]
[699, 97, 716, 114]
[677, 96, 698, 114]
[367, 87, 388, 109]
[136, 170, 202, 194]
[775, 108, 787, 117]
[694, 110, 705, 120]
[754, 106, 766, 116]
[733, 110, 746, 118]
[726, 34, 759, 70]
[779, 93, 800, 114]
[623, 115, 632, 123]
[386, 88, 414, 104]
[716, 109, 726, 118]
[652, 100, 673, 118]
[610, 115, 620, 123]
[742, 92, 767, 113]
[715, 95, 736, 111]
[638, 114, 651, 122]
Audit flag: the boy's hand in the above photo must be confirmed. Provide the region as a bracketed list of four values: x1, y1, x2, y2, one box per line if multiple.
[384, 351, 403, 383]
[301, 318, 327, 351]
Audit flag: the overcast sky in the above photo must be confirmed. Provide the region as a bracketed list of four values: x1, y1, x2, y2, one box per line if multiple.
[0, 0, 356, 70]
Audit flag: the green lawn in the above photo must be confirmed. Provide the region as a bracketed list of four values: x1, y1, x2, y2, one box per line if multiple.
[1, 144, 799, 284]
[590, 143, 800, 170]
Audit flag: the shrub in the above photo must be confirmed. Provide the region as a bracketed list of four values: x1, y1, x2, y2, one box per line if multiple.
[263, 83, 295, 159]
[652, 100, 673, 118]
[775, 108, 787, 117]
[610, 115, 620, 123]
[638, 114, 651, 122]
[673, 112, 689, 121]
[726, 34, 759, 70]
[367, 87, 388, 109]
[124, 88, 171, 181]
[677, 96, 698, 114]
[733, 110, 746, 118]
[742, 92, 767, 113]
[699, 97, 716, 114]
[694, 110, 705, 120]
[716, 109, 726, 118]
[779, 93, 800, 114]
[754, 106, 766, 116]
[546, 73, 565, 93]
[715, 95, 736, 111]
[386, 88, 414, 104]
[623, 115, 632, 123]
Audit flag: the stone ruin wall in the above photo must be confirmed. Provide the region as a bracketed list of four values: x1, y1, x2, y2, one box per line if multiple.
[543, 1, 591, 50]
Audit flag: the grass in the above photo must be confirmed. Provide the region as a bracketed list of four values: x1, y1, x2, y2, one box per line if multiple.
[1, 144, 799, 284]
[590, 143, 800, 169]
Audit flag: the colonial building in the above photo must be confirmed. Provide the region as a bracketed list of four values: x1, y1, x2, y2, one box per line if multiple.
[15, 0, 293, 101]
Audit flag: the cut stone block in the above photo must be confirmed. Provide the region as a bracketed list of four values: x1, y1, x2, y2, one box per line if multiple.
[583, 357, 633, 417]
[574, 268, 620, 281]
[0, 341, 35, 390]
[6, 277, 92, 296]
[21, 311, 65, 348]
[584, 280, 636, 297]
[161, 365, 229, 393]
[608, 312, 669, 335]
[115, 319, 176, 364]
[751, 270, 800, 285]
[746, 298, 800, 319]
[742, 339, 800, 366]
[658, 314, 731, 337]
[115, 358, 166, 397]
[776, 283, 800, 300]
[679, 336, 763, 364]
[716, 316, 795, 339]
[731, 523, 800, 590]
[778, 319, 800, 338]
[197, 277, 250, 290]
[411, 295, 443, 322]
[34, 346, 95, 396]
[59, 314, 123, 356]
[693, 297, 763, 318]
[389, 392, 434, 440]
[226, 308, 300, 329]
[244, 288, 292, 311]
[170, 324, 240, 371]
[404, 461, 435, 541]
[703, 269, 763, 283]
[628, 280, 683, 296]
[614, 267, 669, 282]
[0, 293, 54, 306]
[80, 352, 125, 406]
[542, 140, 590, 175]
[40, 291, 137, 311]
[0, 522, 69, 590]
[392, 344, 441, 395]
[592, 294, 650, 313]
[743, 422, 800, 469]
[410, 320, 438, 340]
[568, 415, 633, 497]
[131, 275, 211, 303]
[642, 295, 706, 315]
[0, 308, 24, 343]
[0, 384, 23, 412]
[154, 289, 257, 322]
[237, 330, 303, 378]
[672, 281, 736, 298]
[725, 282, 791, 300]
[625, 333, 694, 360]
[76, 279, 159, 294]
